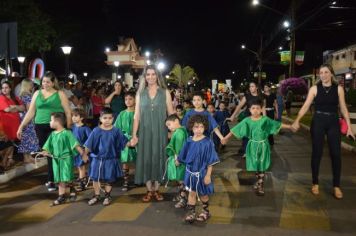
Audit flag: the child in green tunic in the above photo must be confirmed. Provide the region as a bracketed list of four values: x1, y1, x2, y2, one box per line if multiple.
[42, 112, 85, 206]
[114, 91, 136, 191]
[222, 99, 293, 196]
[165, 114, 189, 208]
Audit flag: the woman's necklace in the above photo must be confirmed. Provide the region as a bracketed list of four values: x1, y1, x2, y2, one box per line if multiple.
[322, 84, 332, 94]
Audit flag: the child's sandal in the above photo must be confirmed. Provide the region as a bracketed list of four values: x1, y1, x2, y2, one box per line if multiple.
[174, 197, 187, 209]
[196, 210, 211, 222]
[88, 195, 101, 206]
[103, 192, 112, 206]
[184, 205, 196, 223]
[50, 195, 66, 207]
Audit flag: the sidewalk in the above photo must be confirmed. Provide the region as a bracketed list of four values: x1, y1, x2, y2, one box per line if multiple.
[0, 160, 47, 184]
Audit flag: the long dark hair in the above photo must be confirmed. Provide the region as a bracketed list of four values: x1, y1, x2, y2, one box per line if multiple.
[1, 81, 19, 105]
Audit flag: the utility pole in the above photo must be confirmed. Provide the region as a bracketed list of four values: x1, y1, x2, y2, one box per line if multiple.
[289, 0, 296, 77]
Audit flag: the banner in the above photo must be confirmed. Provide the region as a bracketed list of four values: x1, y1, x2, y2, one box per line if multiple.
[280, 51, 290, 65]
[279, 51, 305, 65]
[295, 51, 305, 65]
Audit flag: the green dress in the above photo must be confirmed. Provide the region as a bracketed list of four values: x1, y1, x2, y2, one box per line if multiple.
[35, 90, 64, 124]
[231, 116, 281, 171]
[165, 127, 189, 181]
[43, 129, 79, 183]
[114, 109, 136, 163]
[135, 88, 168, 184]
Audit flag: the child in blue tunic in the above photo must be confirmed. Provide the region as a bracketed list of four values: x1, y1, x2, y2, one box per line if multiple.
[83, 108, 129, 206]
[72, 108, 92, 191]
[181, 92, 224, 141]
[178, 114, 220, 223]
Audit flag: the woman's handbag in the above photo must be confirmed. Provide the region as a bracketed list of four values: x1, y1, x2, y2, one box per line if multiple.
[339, 118, 348, 135]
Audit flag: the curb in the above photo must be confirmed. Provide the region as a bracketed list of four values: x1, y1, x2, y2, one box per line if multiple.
[282, 116, 356, 153]
[0, 159, 47, 184]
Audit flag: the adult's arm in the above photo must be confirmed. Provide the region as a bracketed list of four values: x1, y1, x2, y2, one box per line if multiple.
[58, 90, 72, 128]
[291, 86, 317, 130]
[166, 89, 174, 115]
[131, 94, 141, 146]
[229, 96, 246, 121]
[338, 86, 355, 139]
[273, 98, 278, 119]
[104, 91, 118, 105]
[17, 91, 39, 139]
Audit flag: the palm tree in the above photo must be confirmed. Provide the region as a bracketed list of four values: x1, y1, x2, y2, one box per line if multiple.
[167, 64, 198, 88]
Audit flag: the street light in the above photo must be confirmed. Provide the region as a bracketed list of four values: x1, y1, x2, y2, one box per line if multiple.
[61, 46, 72, 76]
[17, 56, 25, 76]
[114, 61, 120, 76]
[241, 44, 263, 86]
[157, 62, 165, 71]
[83, 72, 88, 78]
[145, 51, 150, 57]
[283, 20, 291, 28]
[105, 47, 110, 52]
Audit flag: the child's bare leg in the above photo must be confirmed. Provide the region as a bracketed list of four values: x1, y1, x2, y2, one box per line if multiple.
[88, 181, 101, 205]
[78, 165, 86, 179]
[174, 181, 187, 208]
[103, 183, 113, 206]
[51, 182, 66, 206]
[58, 182, 66, 195]
[122, 163, 129, 191]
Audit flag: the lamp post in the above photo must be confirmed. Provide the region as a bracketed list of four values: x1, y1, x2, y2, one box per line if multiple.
[61, 46, 72, 76]
[241, 41, 263, 86]
[114, 61, 120, 76]
[17, 56, 25, 76]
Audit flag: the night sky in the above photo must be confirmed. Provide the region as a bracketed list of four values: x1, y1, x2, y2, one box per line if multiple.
[37, 0, 356, 85]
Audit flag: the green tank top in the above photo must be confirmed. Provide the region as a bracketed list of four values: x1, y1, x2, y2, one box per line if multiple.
[35, 90, 64, 124]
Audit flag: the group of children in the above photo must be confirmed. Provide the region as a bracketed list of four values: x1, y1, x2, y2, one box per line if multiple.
[37, 90, 293, 223]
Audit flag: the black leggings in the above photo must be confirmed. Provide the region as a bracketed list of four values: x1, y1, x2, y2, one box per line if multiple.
[266, 110, 275, 145]
[35, 124, 54, 182]
[310, 113, 341, 187]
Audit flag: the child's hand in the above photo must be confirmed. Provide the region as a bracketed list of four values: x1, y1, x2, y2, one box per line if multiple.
[175, 159, 180, 166]
[204, 175, 211, 185]
[130, 136, 138, 146]
[221, 137, 227, 145]
[82, 154, 89, 163]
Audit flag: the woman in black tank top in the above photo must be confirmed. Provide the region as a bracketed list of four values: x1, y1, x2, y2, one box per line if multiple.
[292, 64, 355, 199]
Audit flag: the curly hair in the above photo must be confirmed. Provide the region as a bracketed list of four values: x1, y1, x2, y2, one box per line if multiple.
[187, 114, 209, 131]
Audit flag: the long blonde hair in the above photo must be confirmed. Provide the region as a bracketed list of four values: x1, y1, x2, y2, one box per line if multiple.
[316, 63, 338, 85]
[137, 65, 167, 94]
[19, 78, 33, 96]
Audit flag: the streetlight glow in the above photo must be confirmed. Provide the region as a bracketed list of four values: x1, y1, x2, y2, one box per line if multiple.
[157, 62, 165, 71]
[165, 75, 169, 79]
[61, 46, 72, 55]
[117, 75, 121, 79]
[114, 61, 120, 67]
[146, 60, 151, 65]
[83, 72, 88, 77]
[283, 20, 290, 28]
[105, 47, 110, 52]
[18, 56, 25, 63]
[278, 46, 283, 50]
[241, 45, 246, 49]
[252, 0, 259, 6]
[145, 51, 150, 57]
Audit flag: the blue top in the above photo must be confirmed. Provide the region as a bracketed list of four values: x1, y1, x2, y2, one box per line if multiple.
[178, 136, 220, 195]
[84, 127, 128, 160]
[182, 109, 218, 136]
[72, 125, 92, 146]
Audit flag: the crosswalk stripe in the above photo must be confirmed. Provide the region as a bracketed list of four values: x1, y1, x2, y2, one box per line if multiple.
[209, 174, 240, 224]
[0, 186, 41, 205]
[279, 174, 331, 230]
[7, 195, 85, 222]
[91, 187, 152, 222]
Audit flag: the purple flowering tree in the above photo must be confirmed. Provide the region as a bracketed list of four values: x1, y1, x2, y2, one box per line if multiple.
[280, 77, 308, 96]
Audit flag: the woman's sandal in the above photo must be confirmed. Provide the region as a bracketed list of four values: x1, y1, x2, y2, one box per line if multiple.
[88, 195, 101, 206]
[311, 184, 319, 195]
[50, 195, 66, 207]
[153, 191, 164, 201]
[142, 191, 153, 202]
[333, 187, 343, 199]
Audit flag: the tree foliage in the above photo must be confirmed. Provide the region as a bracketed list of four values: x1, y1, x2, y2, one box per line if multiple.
[0, 0, 56, 55]
[168, 64, 198, 87]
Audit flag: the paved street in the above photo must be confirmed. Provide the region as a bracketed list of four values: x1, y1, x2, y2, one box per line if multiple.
[1, 127, 356, 236]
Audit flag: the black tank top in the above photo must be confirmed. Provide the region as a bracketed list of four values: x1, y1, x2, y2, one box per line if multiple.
[245, 93, 261, 108]
[314, 83, 338, 113]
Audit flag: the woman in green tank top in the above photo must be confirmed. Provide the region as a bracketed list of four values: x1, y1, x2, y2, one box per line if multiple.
[131, 65, 174, 202]
[17, 71, 72, 191]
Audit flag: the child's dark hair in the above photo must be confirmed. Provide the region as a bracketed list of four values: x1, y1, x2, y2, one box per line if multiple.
[166, 114, 180, 122]
[176, 104, 183, 111]
[51, 112, 66, 127]
[192, 91, 205, 100]
[183, 99, 192, 106]
[188, 114, 209, 131]
[72, 108, 86, 119]
[124, 91, 136, 98]
[100, 107, 114, 116]
[248, 98, 263, 108]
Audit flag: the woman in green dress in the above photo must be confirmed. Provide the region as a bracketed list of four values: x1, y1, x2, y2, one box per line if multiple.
[105, 80, 126, 119]
[131, 65, 174, 202]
